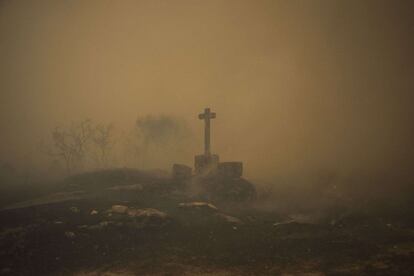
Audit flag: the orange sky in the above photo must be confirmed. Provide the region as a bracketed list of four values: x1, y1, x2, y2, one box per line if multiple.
[1, 0, 413, 180]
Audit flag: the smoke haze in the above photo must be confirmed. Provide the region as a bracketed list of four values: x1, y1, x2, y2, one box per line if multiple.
[1, 0, 413, 186]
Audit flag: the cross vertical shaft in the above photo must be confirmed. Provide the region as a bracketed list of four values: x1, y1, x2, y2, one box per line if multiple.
[198, 107, 216, 156]
[205, 113, 210, 156]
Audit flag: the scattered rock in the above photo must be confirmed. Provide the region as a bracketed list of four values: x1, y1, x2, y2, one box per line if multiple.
[88, 221, 116, 230]
[89, 207, 169, 230]
[77, 225, 89, 229]
[111, 205, 128, 214]
[216, 213, 243, 225]
[289, 214, 320, 224]
[127, 208, 170, 228]
[126, 208, 168, 219]
[273, 220, 296, 227]
[178, 202, 218, 211]
[98, 221, 112, 227]
[64, 231, 76, 239]
[108, 205, 168, 219]
[70, 206, 80, 213]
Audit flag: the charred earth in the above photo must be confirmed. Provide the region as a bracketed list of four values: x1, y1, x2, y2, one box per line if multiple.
[0, 168, 413, 275]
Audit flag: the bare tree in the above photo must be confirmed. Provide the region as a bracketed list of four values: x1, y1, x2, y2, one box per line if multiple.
[44, 119, 94, 175]
[92, 123, 115, 168]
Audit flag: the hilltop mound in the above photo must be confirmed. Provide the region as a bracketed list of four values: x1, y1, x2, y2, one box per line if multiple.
[63, 168, 169, 191]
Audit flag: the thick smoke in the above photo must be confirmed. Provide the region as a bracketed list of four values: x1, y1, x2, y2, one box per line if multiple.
[0, 0, 413, 210]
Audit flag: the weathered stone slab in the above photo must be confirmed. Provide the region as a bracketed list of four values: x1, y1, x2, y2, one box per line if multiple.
[194, 154, 219, 175]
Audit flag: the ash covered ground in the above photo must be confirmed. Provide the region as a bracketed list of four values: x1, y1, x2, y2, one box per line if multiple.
[1, 168, 414, 276]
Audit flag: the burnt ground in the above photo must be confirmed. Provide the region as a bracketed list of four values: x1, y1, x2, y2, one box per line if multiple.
[0, 169, 414, 275]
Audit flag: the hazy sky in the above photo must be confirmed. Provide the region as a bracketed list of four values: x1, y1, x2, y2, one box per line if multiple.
[1, 0, 413, 180]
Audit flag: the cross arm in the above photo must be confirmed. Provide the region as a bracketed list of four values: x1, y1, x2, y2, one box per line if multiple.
[198, 113, 216, 119]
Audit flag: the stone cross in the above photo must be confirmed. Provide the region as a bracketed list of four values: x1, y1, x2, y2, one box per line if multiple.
[198, 107, 216, 156]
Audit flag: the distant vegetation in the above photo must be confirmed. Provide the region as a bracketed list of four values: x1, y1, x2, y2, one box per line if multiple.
[39, 115, 193, 176]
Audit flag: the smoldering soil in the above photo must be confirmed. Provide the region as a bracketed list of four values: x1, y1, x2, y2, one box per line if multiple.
[1, 166, 414, 275]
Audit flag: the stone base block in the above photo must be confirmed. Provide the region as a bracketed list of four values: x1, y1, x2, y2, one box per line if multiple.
[194, 154, 219, 175]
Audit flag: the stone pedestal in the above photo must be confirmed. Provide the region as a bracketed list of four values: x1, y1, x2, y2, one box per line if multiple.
[194, 154, 219, 175]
